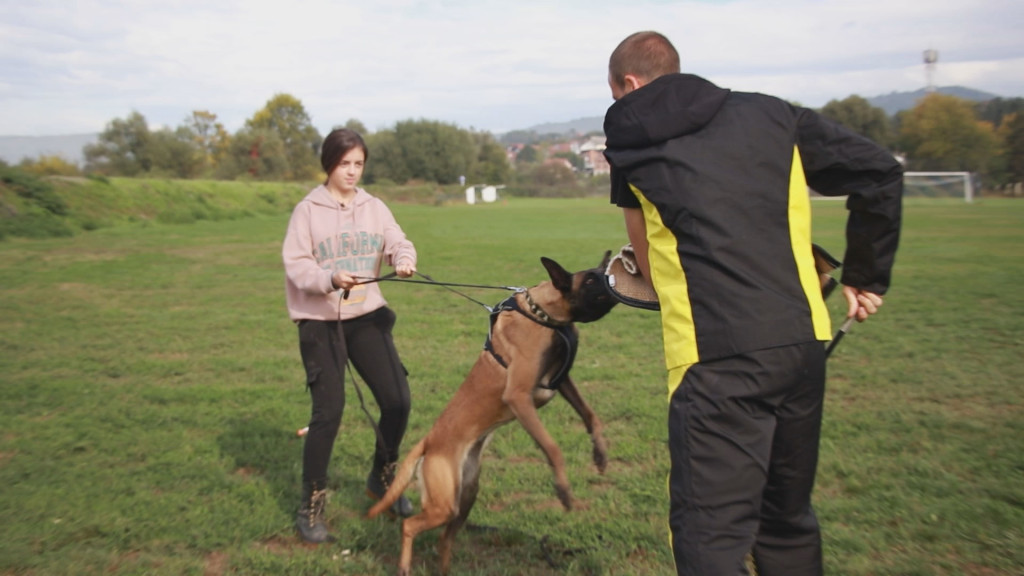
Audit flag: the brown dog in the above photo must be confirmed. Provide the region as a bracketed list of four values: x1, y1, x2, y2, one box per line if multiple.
[367, 252, 617, 576]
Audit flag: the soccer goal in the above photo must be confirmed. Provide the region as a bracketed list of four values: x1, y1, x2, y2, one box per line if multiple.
[903, 171, 975, 202]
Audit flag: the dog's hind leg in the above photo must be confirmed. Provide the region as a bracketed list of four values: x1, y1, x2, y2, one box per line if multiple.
[438, 434, 489, 575]
[558, 376, 608, 473]
[398, 456, 459, 576]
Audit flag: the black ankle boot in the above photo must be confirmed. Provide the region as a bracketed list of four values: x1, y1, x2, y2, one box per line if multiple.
[296, 482, 336, 543]
[366, 462, 414, 518]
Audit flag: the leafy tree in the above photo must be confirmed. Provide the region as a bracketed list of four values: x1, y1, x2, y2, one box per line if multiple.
[1001, 113, 1024, 183]
[552, 151, 584, 171]
[216, 128, 289, 181]
[245, 94, 321, 180]
[363, 130, 406, 184]
[975, 97, 1024, 128]
[83, 111, 153, 176]
[182, 110, 230, 175]
[394, 120, 475, 184]
[339, 118, 369, 135]
[515, 144, 539, 164]
[470, 135, 511, 184]
[363, 123, 509, 186]
[148, 127, 204, 179]
[365, 120, 475, 185]
[897, 93, 1001, 177]
[820, 95, 892, 148]
[532, 161, 577, 187]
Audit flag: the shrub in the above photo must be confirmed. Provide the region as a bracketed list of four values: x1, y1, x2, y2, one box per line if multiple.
[0, 211, 74, 238]
[0, 167, 69, 216]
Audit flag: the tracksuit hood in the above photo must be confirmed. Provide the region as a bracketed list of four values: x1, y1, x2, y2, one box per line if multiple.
[305, 184, 374, 210]
[604, 73, 730, 149]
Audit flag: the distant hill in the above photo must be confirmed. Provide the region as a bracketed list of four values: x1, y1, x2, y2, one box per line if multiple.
[512, 86, 1005, 139]
[0, 133, 97, 165]
[499, 116, 606, 144]
[866, 86, 1000, 116]
[525, 116, 605, 137]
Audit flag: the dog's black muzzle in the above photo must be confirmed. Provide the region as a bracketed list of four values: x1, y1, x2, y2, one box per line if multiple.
[571, 270, 619, 323]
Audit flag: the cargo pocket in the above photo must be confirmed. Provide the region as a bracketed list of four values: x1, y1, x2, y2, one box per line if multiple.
[298, 320, 324, 389]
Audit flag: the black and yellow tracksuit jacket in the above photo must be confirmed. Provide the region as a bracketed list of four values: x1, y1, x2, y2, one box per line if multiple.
[604, 73, 902, 377]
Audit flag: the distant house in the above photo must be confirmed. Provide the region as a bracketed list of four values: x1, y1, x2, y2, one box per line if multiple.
[545, 157, 574, 171]
[578, 136, 610, 175]
[505, 143, 525, 164]
[546, 141, 574, 155]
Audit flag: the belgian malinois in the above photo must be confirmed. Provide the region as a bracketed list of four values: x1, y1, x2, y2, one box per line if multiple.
[367, 252, 617, 576]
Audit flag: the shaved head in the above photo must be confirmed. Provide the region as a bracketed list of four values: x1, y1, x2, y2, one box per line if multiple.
[608, 31, 681, 87]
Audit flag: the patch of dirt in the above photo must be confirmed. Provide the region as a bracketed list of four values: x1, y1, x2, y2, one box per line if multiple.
[232, 466, 257, 477]
[104, 550, 141, 574]
[258, 535, 319, 554]
[0, 450, 18, 467]
[203, 551, 229, 576]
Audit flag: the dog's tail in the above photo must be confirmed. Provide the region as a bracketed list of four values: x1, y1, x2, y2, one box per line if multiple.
[366, 438, 425, 519]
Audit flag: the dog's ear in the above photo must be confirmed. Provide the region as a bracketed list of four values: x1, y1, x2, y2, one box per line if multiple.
[540, 257, 573, 293]
[598, 250, 612, 270]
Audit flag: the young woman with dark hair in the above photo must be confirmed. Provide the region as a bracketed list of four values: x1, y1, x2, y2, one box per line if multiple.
[282, 128, 418, 543]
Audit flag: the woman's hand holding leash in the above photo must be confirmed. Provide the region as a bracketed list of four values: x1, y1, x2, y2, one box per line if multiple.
[331, 271, 356, 291]
[395, 261, 416, 278]
[334, 263, 414, 299]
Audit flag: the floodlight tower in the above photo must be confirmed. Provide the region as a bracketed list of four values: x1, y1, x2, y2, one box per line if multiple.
[923, 48, 939, 92]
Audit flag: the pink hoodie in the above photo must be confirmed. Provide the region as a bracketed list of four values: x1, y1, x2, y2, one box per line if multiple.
[283, 185, 417, 322]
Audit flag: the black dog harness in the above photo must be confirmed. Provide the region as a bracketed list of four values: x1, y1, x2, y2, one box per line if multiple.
[483, 293, 578, 391]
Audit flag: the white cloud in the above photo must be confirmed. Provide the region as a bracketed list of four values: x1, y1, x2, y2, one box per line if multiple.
[1, 0, 1022, 136]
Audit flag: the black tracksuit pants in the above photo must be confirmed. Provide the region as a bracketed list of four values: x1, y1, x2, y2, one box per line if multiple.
[668, 340, 826, 576]
[297, 307, 411, 487]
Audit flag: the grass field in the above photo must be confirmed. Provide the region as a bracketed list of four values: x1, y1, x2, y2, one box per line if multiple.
[1, 196, 1021, 575]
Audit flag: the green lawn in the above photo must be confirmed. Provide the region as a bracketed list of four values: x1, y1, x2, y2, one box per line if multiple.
[1, 197, 1021, 575]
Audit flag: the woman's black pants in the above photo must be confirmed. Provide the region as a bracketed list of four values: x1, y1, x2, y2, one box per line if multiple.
[297, 307, 411, 486]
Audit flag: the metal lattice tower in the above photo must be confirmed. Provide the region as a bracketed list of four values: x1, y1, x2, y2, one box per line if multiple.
[923, 49, 939, 92]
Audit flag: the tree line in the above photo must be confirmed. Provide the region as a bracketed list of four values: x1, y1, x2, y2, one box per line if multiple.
[28, 94, 512, 187]
[819, 94, 1024, 187]
[11, 92, 1024, 190]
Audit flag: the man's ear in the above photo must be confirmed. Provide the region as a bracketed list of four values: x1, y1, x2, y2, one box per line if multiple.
[623, 74, 643, 94]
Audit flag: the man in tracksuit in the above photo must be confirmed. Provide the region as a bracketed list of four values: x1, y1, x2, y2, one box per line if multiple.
[602, 31, 902, 575]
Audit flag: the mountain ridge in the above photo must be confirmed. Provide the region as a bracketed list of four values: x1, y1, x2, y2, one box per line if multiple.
[519, 85, 1005, 137]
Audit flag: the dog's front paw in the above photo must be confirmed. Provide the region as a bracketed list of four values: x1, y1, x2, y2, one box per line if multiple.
[592, 436, 609, 474]
[555, 484, 573, 511]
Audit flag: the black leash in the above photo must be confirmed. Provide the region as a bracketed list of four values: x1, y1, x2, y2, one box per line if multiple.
[345, 358, 394, 476]
[825, 317, 855, 358]
[329, 302, 392, 472]
[349, 271, 523, 312]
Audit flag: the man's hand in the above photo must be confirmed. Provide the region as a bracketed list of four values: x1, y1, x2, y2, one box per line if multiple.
[842, 285, 883, 322]
[395, 262, 416, 278]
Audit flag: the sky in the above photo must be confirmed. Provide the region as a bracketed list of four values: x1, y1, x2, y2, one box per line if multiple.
[2, 0, 1023, 138]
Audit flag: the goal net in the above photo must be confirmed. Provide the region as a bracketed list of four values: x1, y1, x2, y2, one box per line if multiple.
[903, 171, 975, 202]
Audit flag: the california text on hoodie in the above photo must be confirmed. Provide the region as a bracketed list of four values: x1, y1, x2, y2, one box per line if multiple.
[283, 185, 417, 322]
